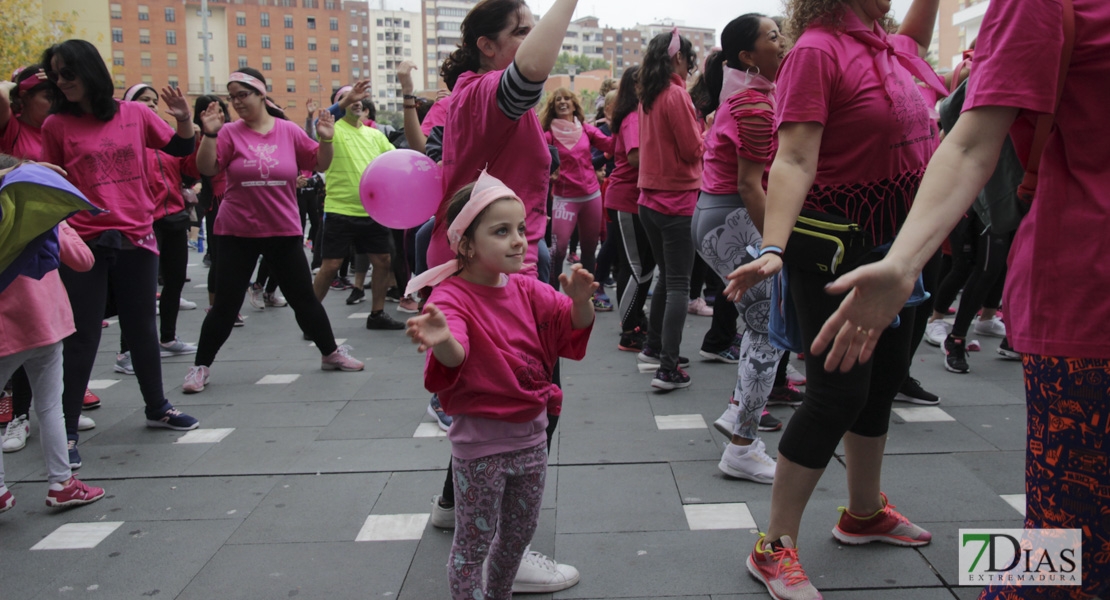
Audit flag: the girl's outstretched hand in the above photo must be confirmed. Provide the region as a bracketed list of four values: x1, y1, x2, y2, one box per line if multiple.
[161, 86, 191, 122]
[724, 254, 781, 302]
[406, 302, 452, 353]
[559, 264, 598, 303]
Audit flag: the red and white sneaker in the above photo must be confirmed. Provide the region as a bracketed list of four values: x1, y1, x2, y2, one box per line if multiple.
[747, 534, 822, 600]
[832, 492, 932, 547]
[45, 477, 105, 508]
[321, 345, 364, 372]
[0, 486, 14, 513]
[83, 388, 101, 410]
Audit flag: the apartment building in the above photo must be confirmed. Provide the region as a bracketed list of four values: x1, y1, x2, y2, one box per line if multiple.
[937, 0, 990, 69]
[364, 8, 420, 113]
[420, 0, 470, 90]
[637, 20, 716, 65]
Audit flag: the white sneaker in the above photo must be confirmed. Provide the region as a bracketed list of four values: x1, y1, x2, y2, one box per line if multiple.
[160, 337, 199, 357]
[713, 402, 739, 437]
[924, 320, 951, 347]
[974, 316, 1006, 338]
[785, 363, 806, 386]
[248, 285, 265, 310]
[114, 352, 134, 375]
[718, 439, 776, 484]
[179, 297, 197, 310]
[2, 415, 30, 452]
[264, 292, 287, 307]
[430, 495, 455, 529]
[77, 415, 96, 431]
[512, 549, 580, 593]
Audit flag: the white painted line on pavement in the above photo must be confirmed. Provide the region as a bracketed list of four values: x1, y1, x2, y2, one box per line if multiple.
[175, 428, 236, 444]
[256, 374, 300, 385]
[892, 407, 955, 422]
[684, 503, 757, 530]
[87, 380, 120, 390]
[348, 313, 370, 319]
[655, 414, 707, 430]
[355, 514, 429, 541]
[413, 423, 448, 438]
[1000, 494, 1026, 516]
[32, 522, 124, 550]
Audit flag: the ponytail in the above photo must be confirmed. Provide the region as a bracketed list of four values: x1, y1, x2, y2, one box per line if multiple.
[439, 0, 527, 91]
[691, 51, 726, 118]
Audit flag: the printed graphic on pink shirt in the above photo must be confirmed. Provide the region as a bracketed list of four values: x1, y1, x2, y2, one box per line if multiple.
[245, 143, 280, 181]
[886, 76, 933, 148]
[84, 140, 140, 188]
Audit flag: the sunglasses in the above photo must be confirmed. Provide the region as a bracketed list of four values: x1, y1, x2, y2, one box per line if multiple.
[45, 67, 78, 83]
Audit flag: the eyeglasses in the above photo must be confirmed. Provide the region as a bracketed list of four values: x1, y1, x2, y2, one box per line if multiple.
[227, 91, 254, 102]
[45, 67, 77, 83]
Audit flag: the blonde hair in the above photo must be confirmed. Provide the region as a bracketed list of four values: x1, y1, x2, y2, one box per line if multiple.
[540, 87, 587, 131]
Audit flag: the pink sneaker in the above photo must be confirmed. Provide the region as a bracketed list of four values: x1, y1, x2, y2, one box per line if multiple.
[687, 297, 713, 316]
[0, 487, 14, 513]
[832, 492, 932, 547]
[183, 366, 210, 394]
[322, 345, 364, 371]
[45, 477, 105, 508]
[747, 534, 822, 600]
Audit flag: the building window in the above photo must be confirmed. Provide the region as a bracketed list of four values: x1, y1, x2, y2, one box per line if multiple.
[261, 12, 270, 27]
[286, 58, 295, 70]
[165, 7, 175, 21]
[112, 51, 124, 66]
[330, 60, 340, 72]
[325, 0, 335, 9]
[236, 12, 246, 26]
[377, 33, 383, 41]
[284, 15, 293, 28]
[307, 37, 317, 50]
[138, 5, 149, 20]
[308, 58, 317, 72]
[237, 34, 247, 47]
[261, 34, 270, 48]
[166, 30, 177, 45]
[329, 17, 338, 30]
[403, 20, 410, 27]
[286, 79, 296, 93]
[330, 38, 339, 51]
[112, 28, 123, 43]
[310, 80, 319, 93]
[110, 3, 121, 19]
[167, 53, 177, 67]
[262, 57, 272, 70]
[238, 56, 249, 68]
[139, 29, 151, 44]
[307, 17, 316, 29]
[285, 35, 294, 49]
[168, 76, 178, 88]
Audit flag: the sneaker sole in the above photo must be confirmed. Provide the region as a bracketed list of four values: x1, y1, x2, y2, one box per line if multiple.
[321, 363, 365, 372]
[892, 393, 940, 406]
[160, 348, 198, 358]
[651, 378, 691, 391]
[113, 366, 135, 375]
[832, 525, 931, 547]
[512, 574, 581, 594]
[746, 555, 790, 600]
[346, 298, 365, 305]
[397, 308, 419, 314]
[426, 405, 451, 432]
[146, 419, 200, 431]
[182, 384, 206, 394]
[698, 350, 739, 364]
[82, 402, 101, 410]
[712, 417, 734, 437]
[617, 343, 642, 352]
[718, 458, 774, 484]
[997, 349, 1021, 360]
[45, 492, 105, 508]
[766, 399, 802, 407]
[758, 422, 783, 432]
[3, 441, 28, 453]
[944, 361, 970, 374]
[786, 376, 807, 386]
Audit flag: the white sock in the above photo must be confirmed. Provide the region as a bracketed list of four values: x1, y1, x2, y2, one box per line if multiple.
[49, 481, 67, 491]
[728, 443, 752, 454]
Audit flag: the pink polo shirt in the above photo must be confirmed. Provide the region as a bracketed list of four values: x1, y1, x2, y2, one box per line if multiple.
[433, 69, 551, 271]
[606, 112, 640, 214]
[214, 118, 318, 237]
[775, 14, 939, 245]
[544, 122, 613, 199]
[41, 101, 176, 250]
[965, 0, 1110, 358]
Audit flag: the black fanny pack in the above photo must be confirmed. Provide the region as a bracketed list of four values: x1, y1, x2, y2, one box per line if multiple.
[783, 210, 871, 275]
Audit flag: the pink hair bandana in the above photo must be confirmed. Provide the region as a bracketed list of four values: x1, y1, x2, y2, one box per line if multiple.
[123, 83, 157, 102]
[668, 25, 681, 58]
[404, 169, 525, 296]
[229, 72, 285, 115]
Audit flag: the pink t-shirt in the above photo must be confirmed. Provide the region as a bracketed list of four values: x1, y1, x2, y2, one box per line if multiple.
[424, 273, 592, 432]
[544, 122, 613, 199]
[0, 222, 93, 356]
[146, 149, 186, 220]
[606, 111, 640, 213]
[215, 118, 318, 237]
[702, 90, 776, 195]
[420, 94, 451, 136]
[433, 70, 551, 271]
[637, 189, 699, 217]
[0, 118, 44, 161]
[41, 101, 175, 249]
[965, 0, 1110, 358]
[775, 14, 939, 245]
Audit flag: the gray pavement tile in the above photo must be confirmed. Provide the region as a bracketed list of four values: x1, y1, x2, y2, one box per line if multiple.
[205, 399, 348, 428]
[820, 588, 957, 599]
[357, 366, 433, 399]
[952, 451, 1025, 496]
[228, 473, 390, 544]
[398, 526, 456, 599]
[671, 456, 843, 508]
[884, 419, 998, 455]
[53, 442, 214, 480]
[944, 405, 1027, 451]
[370, 469, 449, 514]
[29, 519, 237, 600]
[915, 520, 1025, 588]
[176, 540, 416, 600]
[556, 464, 686, 534]
[288, 437, 452, 473]
[913, 371, 1025, 407]
[55, 405, 142, 443]
[317, 398, 430, 440]
[76, 403, 225, 446]
[181, 427, 323, 476]
[879, 454, 1021, 524]
[555, 530, 759, 598]
[77, 475, 279, 522]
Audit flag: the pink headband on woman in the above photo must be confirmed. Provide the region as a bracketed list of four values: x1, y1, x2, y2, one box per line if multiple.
[123, 83, 156, 102]
[229, 72, 285, 115]
[335, 85, 354, 101]
[404, 169, 525, 296]
[668, 25, 681, 58]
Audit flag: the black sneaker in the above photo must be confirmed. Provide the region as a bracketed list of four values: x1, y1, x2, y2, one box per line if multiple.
[233, 313, 245, 327]
[997, 337, 1021, 360]
[894, 376, 940, 405]
[202, 253, 212, 268]
[67, 435, 82, 469]
[757, 410, 782, 432]
[944, 335, 970, 374]
[766, 383, 803, 406]
[366, 311, 405, 330]
[637, 345, 690, 367]
[651, 367, 691, 391]
[385, 286, 402, 303]
[618, 329, 646, 352]
[346, 287, 366, 305]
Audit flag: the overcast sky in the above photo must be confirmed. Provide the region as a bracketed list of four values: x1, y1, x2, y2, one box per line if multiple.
[379, 0, 917, 33]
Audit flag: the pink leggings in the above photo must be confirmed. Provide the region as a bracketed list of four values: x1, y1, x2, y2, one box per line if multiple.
[549, 195, 603, 286]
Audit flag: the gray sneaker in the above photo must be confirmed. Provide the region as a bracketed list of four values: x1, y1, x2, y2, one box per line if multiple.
[160, 337, 198, 357]
[114, 352, 134, 375]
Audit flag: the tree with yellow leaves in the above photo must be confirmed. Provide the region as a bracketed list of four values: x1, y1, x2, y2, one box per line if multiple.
[0, 0, 79, 77]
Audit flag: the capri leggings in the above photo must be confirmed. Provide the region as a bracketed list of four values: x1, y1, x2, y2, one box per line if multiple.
[549, 194, 603, 287]
[692, 192, 784, 440]
[778, 258, 916, 469]
[616, 210, 654, 335]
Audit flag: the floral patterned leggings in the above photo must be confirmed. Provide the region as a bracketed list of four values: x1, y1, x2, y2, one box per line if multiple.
[448, 442, 547, 600]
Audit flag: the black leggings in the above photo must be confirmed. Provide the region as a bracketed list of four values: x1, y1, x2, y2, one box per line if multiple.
[616, 210, 654, 334]
[62, 247, 169, 434]
[154, 218, 189, 343]
[778, 261, 916, 470]
[196, 235, 337, 366]
[390, 228, 409, 293]
[254, 259, 280, 294]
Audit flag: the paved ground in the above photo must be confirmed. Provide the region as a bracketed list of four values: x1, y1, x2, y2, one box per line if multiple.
[1, 258, 1028, 599]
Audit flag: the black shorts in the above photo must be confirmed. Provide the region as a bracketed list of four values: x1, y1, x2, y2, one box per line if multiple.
[320, 213, 392, 259]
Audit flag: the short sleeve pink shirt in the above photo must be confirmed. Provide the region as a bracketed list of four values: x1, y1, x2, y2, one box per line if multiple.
[0, 118, 44, 161]
[702, 90, 776, 195]
[965, 0, 1110, 358]
[606, 112, 640, 214]
[214, 118, 318, 237]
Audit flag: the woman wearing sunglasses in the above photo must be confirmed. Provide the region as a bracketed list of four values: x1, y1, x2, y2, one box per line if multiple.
[39, 40, 200, 468]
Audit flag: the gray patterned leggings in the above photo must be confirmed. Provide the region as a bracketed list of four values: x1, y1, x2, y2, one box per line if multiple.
[448, 442, 547, 599]
[692, 192, 784, 440]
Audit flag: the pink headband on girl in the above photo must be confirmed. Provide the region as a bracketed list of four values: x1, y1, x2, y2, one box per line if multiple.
[123, 83, 156, 102]
[404, 169, 525, 296]
[668, 26, 681, 58]
[229, 72, 285, 115]
[335, 85, 354, 101]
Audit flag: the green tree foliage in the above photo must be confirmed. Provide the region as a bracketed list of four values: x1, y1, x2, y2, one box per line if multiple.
[0, 1, 79, 76]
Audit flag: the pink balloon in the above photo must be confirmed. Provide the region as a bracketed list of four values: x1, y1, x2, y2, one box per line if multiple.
[359, 149, 443, 229]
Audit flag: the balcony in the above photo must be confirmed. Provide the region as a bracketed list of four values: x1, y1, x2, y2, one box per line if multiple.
[952, 1, 990, 27]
